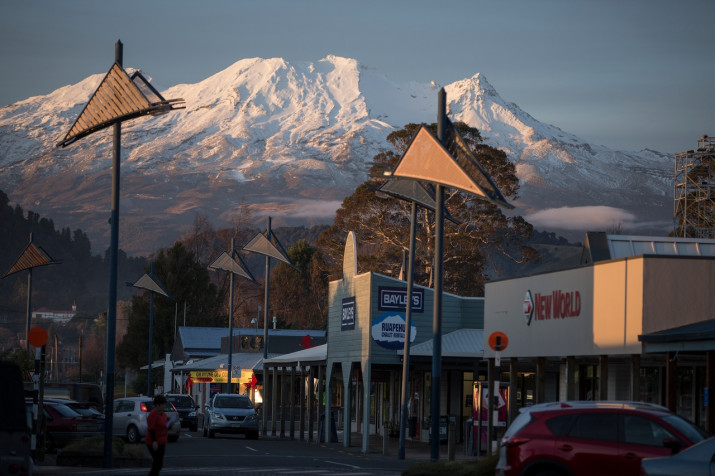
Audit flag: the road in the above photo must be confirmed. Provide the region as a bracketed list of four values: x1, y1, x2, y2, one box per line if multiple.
[163, 430, 413, 474]
[34, 427, 436, 475]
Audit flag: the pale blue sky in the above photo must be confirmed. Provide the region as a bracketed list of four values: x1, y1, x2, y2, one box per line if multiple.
[2, 0, 713, 154]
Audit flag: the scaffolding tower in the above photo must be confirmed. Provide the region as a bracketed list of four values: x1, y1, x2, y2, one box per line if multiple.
[674, 135, 715, 238]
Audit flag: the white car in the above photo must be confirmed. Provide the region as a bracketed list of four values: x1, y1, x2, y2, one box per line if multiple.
[112, 397, 181, 443]
[203, 394, 259, 439]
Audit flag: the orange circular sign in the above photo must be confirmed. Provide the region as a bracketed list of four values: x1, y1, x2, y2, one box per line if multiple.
[488, 331, 508, 351]
[28, 327, 49, 347]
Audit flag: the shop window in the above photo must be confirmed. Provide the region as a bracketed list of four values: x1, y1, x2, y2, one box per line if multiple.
[639, 367, 662, 404]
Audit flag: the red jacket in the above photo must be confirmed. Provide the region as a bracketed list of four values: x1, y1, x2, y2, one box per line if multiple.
[145, 409, 169, 445]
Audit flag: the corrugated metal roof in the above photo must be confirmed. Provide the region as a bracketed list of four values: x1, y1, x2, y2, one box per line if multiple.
[172, 352, 267, 372]
[177, 326, 326, 353]
[607, 234, 715, 259]
[398, 328, 484, 358]
[581, 232, 715, 264]
[263, 344, 327, 364]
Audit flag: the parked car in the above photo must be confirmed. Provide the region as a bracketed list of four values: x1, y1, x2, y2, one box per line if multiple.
[640, 435, 715, 476]
[495, 401, 709, 476]
[112, 396, 181, 444]
[43, 398, 104, 421]
[25, 382, 103, 410]
[203, 393, 259, 439]
[26, 398, 103, 452]
[1, 361, 32, 476]
[165, 394, 198, 432]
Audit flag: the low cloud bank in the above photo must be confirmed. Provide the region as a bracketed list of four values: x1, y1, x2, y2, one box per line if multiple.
[526, 206, 636, 230]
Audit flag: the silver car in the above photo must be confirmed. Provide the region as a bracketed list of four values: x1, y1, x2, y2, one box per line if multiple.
[203, 394, 259, 439]
[113, 396, 181, 444]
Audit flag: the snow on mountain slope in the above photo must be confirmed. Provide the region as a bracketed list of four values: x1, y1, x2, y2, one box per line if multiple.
[0, 56, 674, 255]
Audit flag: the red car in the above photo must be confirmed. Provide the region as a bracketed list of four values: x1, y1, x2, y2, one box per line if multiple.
[495, 401, 708, 476]
[26, 399, 103, 452]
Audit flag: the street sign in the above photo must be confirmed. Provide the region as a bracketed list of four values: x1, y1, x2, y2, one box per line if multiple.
[488, 331, 508, 352]
[28, 326, 48, 347]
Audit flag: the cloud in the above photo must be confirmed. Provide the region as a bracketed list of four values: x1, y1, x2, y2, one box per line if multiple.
[526, 206, 636, 230]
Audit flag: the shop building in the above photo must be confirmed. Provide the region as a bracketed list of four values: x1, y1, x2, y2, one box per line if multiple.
[483, 233, 715, 432]
[322, 231, 485, 452]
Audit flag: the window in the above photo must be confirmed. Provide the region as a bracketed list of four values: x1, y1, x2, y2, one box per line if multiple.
[568, 413, 617, 442]
[622, 415, 672, 446]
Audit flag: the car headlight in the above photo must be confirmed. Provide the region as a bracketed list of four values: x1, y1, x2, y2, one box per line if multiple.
[245, 413, 258, 422]
[211, 412, 225, 420]
[188, 411, 196, 417]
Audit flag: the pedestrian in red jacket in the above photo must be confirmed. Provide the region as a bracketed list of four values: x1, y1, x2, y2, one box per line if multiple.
[146, 394, 168, 476]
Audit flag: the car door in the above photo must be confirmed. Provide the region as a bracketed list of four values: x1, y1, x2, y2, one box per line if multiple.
[553, 411, 620, 476]
[619, 414, 680, 475]
[112, 400, 133, 437]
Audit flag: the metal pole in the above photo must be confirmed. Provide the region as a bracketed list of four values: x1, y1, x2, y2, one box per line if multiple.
[398, 201, 417, 460]
[227, 237, 235, 394]
[25, 233, 33, 352]
[103, 39, 122, 470]
[147, 262, 155, 395]
[78, 335, 82, 383]
[430, 88, 447, 462]
[263, 217, 271, 360]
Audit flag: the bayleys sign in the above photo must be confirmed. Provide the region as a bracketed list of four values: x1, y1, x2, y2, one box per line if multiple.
[524, 289, 581, 325]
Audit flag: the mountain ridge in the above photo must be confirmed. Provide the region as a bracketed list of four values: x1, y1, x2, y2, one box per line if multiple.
[0, 56, 674, 255]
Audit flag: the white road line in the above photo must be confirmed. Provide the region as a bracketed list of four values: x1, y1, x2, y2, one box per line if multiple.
[325, 460, 361, 469]
[245, 445, 259, 452]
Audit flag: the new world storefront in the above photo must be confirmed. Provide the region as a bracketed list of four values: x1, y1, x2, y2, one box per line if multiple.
[483, 234, 715, 432]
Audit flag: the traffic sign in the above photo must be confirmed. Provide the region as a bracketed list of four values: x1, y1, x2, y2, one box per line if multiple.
[28, 327, 48, 347]
[488, 331, 508, 352]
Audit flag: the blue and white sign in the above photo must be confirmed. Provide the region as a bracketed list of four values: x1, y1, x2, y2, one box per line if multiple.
[378, 286, 424, 313]
[371, 312, 417, 350]
[341, 296, 355, 331]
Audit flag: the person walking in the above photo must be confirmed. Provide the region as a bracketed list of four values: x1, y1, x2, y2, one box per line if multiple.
[146, 394, 169, 476]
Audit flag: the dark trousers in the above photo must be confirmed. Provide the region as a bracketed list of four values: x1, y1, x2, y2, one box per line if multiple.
[147, 443, 166, 476]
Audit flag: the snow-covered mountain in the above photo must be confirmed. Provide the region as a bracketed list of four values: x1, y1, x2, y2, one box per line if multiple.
[0, 56, 674, 256]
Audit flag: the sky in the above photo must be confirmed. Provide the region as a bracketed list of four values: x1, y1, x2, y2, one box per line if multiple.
[1, 0, 713, 155]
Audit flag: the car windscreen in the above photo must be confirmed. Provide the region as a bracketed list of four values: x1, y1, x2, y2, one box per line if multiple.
[662, 414, 709, 443]
[215, 397, 252, 409]
[168, 397, 194, 408]
[50, 403, 82, 418]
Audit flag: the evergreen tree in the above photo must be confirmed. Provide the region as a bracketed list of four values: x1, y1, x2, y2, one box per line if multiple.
[316, 123, 538, 296]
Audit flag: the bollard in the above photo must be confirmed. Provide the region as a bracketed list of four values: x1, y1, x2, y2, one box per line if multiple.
[383, 425, 388, 455]
[448, 416, 456, 461]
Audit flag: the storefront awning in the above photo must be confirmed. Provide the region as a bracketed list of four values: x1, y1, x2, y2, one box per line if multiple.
[398, 328, 484, 358]
[639, 319, 715, 353]
[263, 343, 327, 366]
[171, 352, 266, 372]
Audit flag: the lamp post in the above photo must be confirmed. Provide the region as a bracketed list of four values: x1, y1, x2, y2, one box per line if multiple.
[128, 262, 174, 396]
[209, 239, 256, 395]
[388, 89, 513, 461]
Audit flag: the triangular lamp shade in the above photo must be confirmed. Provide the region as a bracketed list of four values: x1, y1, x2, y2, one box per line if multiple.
[57, 63, 183, 147]
[391, 124, 513, 209]
[209, 252, 256, 282]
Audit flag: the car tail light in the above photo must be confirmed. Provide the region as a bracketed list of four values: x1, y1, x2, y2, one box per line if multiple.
[140, 402, 149, 412]
[503, 436, 531, 448]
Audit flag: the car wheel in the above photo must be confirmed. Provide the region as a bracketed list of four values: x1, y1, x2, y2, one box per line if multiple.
[168, 434, 179, 443]
[533, 470, 564, 476]
[126, 425, 140, 444]
[208, 428, 215, 438]
[45, 435, 57, 454]
[190, 424, 198, 432]
[247, 431, 259, 440]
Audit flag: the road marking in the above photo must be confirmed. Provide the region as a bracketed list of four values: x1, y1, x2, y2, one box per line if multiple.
[245, 445, 259, 452]
[325, 460, 361, 469]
